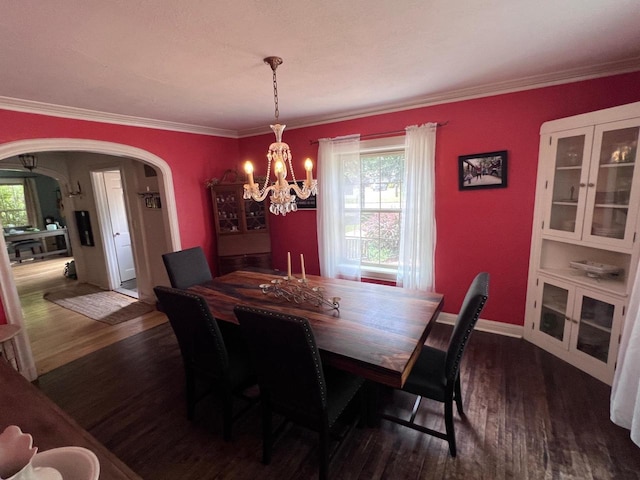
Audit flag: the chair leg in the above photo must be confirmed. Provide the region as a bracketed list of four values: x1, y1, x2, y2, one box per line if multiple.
[444, 399, 457, 457]
[262, 401, 272, 465]
[454, 375, 464, 416]
[318, 422, 330, 480]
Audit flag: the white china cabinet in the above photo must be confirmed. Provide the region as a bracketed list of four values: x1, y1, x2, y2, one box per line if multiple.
[525, 102, 640, 384]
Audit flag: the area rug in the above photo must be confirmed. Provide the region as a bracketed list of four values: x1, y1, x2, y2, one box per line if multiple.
[43, 283, 155, 325]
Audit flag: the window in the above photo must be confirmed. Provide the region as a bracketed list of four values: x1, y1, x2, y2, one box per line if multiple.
[345, 138, 405, 278]
[319, 125, 435, 288]
[0, 183, 29, 226]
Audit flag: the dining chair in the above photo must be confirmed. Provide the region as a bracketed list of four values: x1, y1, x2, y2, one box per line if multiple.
[162, 246, 212, 289]
[380, 272, 489, 457]
[233, 305, 365, 480]
[153, 286, 256, 441]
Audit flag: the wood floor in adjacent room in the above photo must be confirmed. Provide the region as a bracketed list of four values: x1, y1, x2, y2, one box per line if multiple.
[35, 319, 640, 480]
[12, 256, 167, 375]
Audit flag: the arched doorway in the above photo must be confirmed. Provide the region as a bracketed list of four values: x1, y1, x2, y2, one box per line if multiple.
[0, 139, 181, 380]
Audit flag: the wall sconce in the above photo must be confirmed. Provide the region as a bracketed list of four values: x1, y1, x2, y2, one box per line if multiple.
[67, 181, 83, 198]
[18, 154, 38, 172]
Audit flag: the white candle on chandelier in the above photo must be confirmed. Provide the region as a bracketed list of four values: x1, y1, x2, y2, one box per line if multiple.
[300, 253, 306, 280]
[274, 159, 285, 179]
[304, 158, 313, 185]
[244, 161, 255, 188]
[287, 251, 292, 279]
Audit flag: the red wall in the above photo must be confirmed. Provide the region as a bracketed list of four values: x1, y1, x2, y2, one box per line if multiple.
[238, 72, 640, 325]
[1, 72, 639, 326]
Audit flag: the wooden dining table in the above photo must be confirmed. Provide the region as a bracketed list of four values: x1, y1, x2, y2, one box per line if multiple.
[189, 270, 444, 389]
[0, 360, 141, 479]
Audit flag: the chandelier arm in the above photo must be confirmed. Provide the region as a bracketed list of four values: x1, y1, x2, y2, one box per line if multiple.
[244, 184, 274, 203]
[289, 182, 312, 200]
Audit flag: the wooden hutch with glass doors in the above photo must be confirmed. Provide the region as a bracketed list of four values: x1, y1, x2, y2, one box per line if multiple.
[210, 175, 271, 275]
[525, 101, 640, 385]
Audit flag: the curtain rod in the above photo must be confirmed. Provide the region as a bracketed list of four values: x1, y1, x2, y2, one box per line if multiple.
[309, 121, 448, 145]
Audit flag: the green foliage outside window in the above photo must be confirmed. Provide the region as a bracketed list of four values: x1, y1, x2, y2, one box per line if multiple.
[0, 184, 29, 226]
[344, 151, 404, 267]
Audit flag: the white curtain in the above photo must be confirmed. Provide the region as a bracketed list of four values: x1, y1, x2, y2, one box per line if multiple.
[611, 264, 640, 447]
[23, 178, 43, 229]
[396, 123, 437, 290]
[317, 135, 361, 280]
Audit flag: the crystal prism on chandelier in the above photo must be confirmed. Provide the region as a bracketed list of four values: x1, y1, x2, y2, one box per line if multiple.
[243, 56, 317, 216]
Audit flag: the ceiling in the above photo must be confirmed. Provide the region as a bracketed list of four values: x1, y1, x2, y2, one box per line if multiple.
[2, 0, 640, 137]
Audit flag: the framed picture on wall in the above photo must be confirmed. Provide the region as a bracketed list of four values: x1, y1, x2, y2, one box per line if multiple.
[458, 150, 508, 190]
[294, 181, 317, 209]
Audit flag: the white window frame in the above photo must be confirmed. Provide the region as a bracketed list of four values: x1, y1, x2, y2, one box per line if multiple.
[0, 178, 29, 228]
[357, 136, 405, 282]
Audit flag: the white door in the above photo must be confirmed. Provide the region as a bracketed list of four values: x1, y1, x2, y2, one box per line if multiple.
[104, 171, 136, 283]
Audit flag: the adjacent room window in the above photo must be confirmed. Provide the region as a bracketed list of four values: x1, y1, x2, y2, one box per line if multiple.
[345, 145, 404, 278]
[0, 182, 29, 226]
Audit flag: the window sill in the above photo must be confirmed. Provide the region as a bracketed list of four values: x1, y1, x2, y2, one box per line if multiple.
[361, 266, 397, 283]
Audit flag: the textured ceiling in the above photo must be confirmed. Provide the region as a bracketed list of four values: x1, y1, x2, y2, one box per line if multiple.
[1, 0, 639, 137]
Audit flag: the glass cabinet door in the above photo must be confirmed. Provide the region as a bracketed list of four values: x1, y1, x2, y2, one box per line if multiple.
[538, 280, 573, 350]
[244, 198, 267, 231]
[583, 119, 640, 248]
[214, 188, 241, 233]
[573, 295, 614, 363]
[570, 289, 622, 371]
[544, 128, 593, 239]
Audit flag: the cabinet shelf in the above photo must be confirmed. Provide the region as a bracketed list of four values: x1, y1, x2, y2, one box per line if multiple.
[541, 302, 566, 316]
[593, 203, 629, 209]
[538, 267, 627, 296]
[556, 166, 582, 171]
[599, 162, 634, 168]
[581, 319, 612, 333]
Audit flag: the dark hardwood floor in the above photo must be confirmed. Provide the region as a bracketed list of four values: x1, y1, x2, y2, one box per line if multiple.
[34, 322, 640, 479]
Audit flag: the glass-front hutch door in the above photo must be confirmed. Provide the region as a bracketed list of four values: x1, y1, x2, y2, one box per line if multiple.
[213, 187, 242, 233]
[537, 278, 574, 351]
[583, 119, 640, 249]
[243, 197, 267, 231]
[569, 288, 623, 376]
[543, 127, 593, 240]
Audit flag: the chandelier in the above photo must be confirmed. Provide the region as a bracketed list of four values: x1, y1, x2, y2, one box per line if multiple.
[243, 56, 317, 216]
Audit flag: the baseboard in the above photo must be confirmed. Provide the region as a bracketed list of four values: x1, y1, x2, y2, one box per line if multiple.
[437, 312, 524, 338]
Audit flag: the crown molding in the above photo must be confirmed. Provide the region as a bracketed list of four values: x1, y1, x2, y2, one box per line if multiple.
[0, 96, 239, 138]
[1, 57, 639, 140]
[238, 56, 640, 137]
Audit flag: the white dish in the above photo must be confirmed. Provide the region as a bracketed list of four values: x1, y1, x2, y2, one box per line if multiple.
[31, 447, 99, 480]
[591, 225, 624, 237]
[569, 260, 622, 278]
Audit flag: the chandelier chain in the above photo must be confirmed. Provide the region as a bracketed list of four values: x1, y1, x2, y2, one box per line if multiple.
[272, 69, 279, 121]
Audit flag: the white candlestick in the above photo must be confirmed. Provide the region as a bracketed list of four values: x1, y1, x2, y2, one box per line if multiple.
[304, 158, 313, 186]
[244, 161, 255, 188]
[287, 251, 292, 279]
[300, 253, 306, 280]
